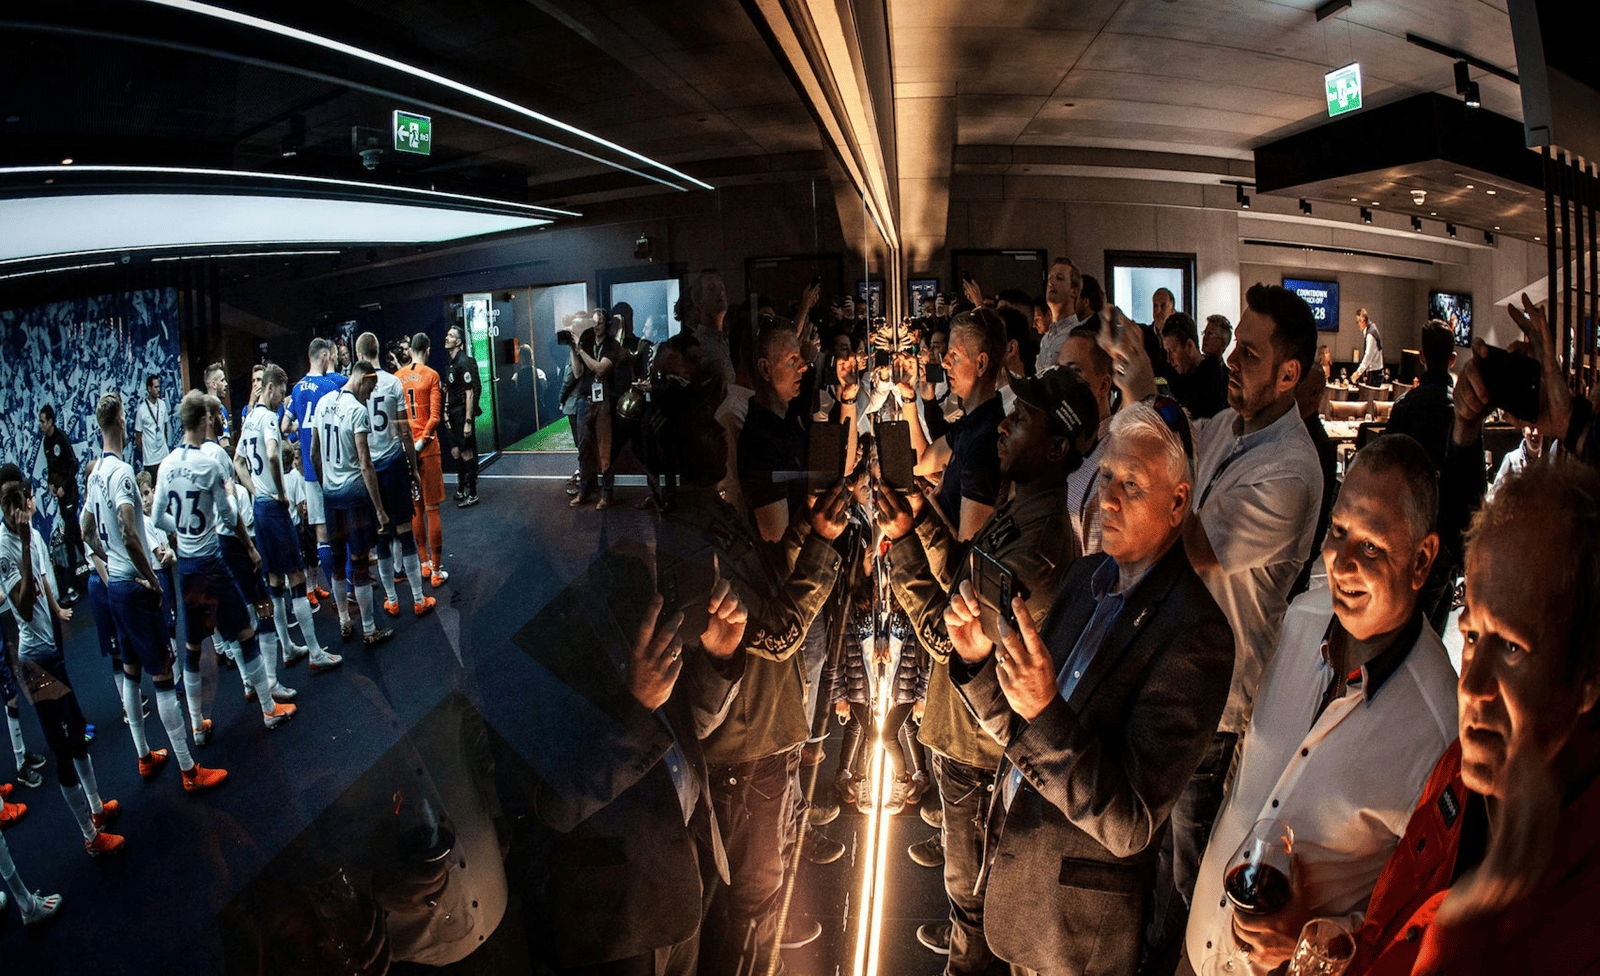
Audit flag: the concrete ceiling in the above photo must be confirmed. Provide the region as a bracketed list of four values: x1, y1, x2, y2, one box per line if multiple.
[887, 0, 1528, 262]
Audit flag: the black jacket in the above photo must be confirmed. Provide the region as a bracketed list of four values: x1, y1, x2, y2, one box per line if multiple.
[950, 543, 1233, 976]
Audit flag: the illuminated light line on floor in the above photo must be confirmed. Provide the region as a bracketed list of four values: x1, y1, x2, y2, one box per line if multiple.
[137, 0, 715, 191]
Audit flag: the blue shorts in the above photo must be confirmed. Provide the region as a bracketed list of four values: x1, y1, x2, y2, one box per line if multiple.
[109, 578, 174, 675]
[0, 610, 18, 702]
[220, 535, 269, 605]
[176, 553, 253, 646]
[253, 497, 302, 578]
[375, 455, 414, 527]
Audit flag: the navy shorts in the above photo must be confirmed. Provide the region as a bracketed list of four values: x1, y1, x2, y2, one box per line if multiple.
[86, 573, 120, 660]
[109, 579, 175, 675]
[177, 553, 254, 645]
[253, 497, 302, 578]
[375, 455, 414, 527]
[220, 535, 269, 605]
[0, 610, 18, 702]
[325, 494, 376, 581]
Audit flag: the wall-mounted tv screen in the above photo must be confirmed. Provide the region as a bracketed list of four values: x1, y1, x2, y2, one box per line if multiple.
[1430, 290, 1473, 347]
[1284, 278, 1340, 332]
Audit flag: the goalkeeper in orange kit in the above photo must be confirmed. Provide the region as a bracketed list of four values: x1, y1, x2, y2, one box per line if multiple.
[397, 333, 448, 586]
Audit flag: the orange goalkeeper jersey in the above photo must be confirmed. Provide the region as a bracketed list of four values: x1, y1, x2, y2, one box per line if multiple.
[398, 362, 443, 457]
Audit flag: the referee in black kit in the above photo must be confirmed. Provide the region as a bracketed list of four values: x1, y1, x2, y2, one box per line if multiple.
[443, 325, 482, 508]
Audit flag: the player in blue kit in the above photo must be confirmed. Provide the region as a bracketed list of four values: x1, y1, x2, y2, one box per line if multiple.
[312, 361, 395, 647]
[288, 338, 347, 610]
[86, 393, 227, 792]
[354, 332, 437, 620]
[153, 392, 296, 734]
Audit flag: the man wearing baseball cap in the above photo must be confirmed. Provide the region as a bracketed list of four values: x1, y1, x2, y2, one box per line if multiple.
[876, 364, 1098, 968]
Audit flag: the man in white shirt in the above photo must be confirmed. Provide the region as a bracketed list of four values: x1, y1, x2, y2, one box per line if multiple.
[133, 374, 172, 477]
[354, 333, 434, 620]
[1185, 435, 1457, 973]
[1035, 257, 1082, 373]
[154, 392, 295, 735]
[312, 361, 394, 647]
[237, 364, 341, 675]
[86, 393, 227, 793]
[1106, 282, 1324, 960]
[1351, 308, 1384, 385]
[2, 478, 124, 857]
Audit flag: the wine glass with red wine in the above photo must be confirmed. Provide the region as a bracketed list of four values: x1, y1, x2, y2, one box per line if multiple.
[1203, 819, 1296, 973]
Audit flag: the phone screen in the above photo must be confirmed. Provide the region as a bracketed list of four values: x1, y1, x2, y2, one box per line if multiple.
[969, 547, 1018, 647]
[809, 422, 847, 493]
[876, 420, 916, 491]
[1478, 345, 1541, 423]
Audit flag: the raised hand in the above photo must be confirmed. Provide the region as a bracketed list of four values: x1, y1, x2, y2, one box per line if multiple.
[994, 594, 1056, 721]
[628, 593, 685, 711]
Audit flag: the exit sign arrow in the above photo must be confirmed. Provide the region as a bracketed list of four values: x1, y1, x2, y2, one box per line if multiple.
[393, 110, 432, 155]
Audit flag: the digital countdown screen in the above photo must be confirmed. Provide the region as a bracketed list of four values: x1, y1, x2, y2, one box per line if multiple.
[1284, 278, 1341, 332]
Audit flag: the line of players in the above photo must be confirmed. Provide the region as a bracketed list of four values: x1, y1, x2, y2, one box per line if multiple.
[0, 331, 449, 902]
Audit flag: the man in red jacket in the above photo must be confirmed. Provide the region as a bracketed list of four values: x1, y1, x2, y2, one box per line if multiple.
[1350, 459, 1600, 975]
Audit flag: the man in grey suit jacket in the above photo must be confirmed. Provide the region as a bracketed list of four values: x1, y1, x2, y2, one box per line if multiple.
[945, 402, 1235, 976]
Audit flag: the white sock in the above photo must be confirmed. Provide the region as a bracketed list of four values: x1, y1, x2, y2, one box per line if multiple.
[73, 757, 104, 815]
[241, 654, 275, 716]
[122, 678, 150, 758]
[376, 553, 398, 603]
[271, 594, 295, 651]
[112, 670, 127, 711]
[293, 596, 324, 655]
[257, 625, 279, 689]
[183, 656, 205, 730]
[62, 784, 95, 840]
[152, 688, 193, 771]
[403, 550, 426, 605]
[333, 578, 351, 625]
[7, 710, 25, 769]
[0, 833, 30, 907]
[356, 585, 374, 632]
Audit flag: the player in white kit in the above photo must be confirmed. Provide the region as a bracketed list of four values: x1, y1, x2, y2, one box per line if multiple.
[237, 364, 343, 674]
[153, 393, 295, 734]
[311, 361, 395, 646]
[354, 333, 437, 620]
[85, 393, 226, 793]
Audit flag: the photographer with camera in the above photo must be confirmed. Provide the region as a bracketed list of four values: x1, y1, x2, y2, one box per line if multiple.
[874, 366, 1095, 967]
[566, 309, 621, 509]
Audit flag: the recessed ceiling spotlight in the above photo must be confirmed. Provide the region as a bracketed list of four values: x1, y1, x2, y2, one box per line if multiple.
[1371, 201, 1380, 206]
[1486, 189, 1496, 195]
[1535, 236, 1541, 240]
[1494, 225, 1500, 230]
[1350, 197, 1358, 202]
[1431, 211, 1438, 216]
[60, 158, 73, 165]
[1466, 184, 1475, 190]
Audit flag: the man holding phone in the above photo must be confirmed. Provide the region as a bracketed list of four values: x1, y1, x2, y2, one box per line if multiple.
[943, 402, 1233, 976]
[877, 366, 1095, 969]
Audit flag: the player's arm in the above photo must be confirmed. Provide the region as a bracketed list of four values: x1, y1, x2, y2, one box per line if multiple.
[81, 503, 107, 563]
[355, 431, 388, 529]
[151, 465, 178, 535]
[311, 425, 325, 484]
[233, 445, 256, 496]
[418, 376, 441, 450]
[394, 394, 421, 483]
[118, 499, 161, 590]
[263, 434, 287, 505]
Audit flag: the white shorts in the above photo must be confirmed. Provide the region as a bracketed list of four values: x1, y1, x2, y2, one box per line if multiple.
[305, 479, 327, 526]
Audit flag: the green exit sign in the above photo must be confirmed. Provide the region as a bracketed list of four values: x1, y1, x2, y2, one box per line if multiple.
[1326, 63, 1362, 117]
[393, 110, 432, 155]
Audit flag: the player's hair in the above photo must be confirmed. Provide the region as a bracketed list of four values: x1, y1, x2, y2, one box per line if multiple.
[355, 331, 380, 361]
[95, 393, 124, 432]
[204, 361, 225, 385]
[410, 332, 431, 354]
[260, 363, 288, 391]
[136, 470, 153, 492]
[308, 337, 332, 364]
[38, 404, 55, 423]
[350, 359, 377, 378]
[0, 480, 26, 516]
[179, 391, 209, 432]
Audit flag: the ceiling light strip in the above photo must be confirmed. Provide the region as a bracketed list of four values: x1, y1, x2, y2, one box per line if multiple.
[138, 0, 714, 191]
[1, 19, 684, 195]
[0, 164, 578, 218]
[0, 241, 403, 269]
[150, 249, 341, 261]
[0, 261, 118, 281]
